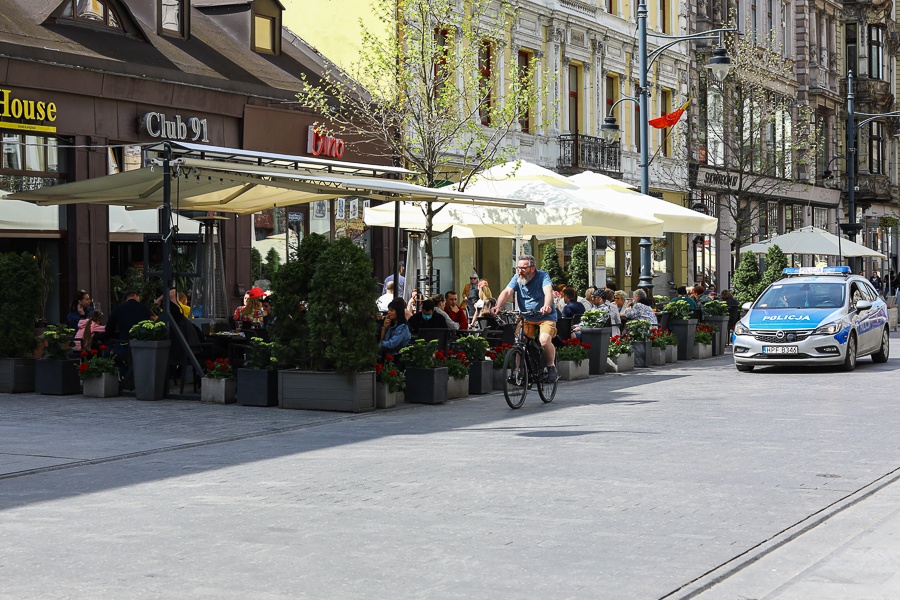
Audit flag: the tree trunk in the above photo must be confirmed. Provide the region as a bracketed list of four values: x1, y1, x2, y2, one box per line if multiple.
[424, 206, 435, 296]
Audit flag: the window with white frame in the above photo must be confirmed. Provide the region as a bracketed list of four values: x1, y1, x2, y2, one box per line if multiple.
[159, 0, 186, 37]
[813, 207, 828, 230]
[869, 26, 884, 80]
[707, 87, 725, 166]
[59, 0, 121, 29]
[869, 122, 884, 174]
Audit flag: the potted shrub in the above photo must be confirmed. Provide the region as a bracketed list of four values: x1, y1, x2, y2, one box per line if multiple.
[375, 355, 405, 408]
[556, 338, 590, 380]
[489, 343, 514, 390]
[665, 299, 697, 360]
[702, 299, 731, 355]
[79, 346, 119, 398]
[625, 319, 653, 368]
[648, 328, 668, 366]
[440, 349, 470, 400]
[457, 335, 491, 394]
[0, 252, 43, 393]
[236, 339, 280, 407]
[201, 358, 236, 404]
[35, 324, 80, 395]
[693, 323, 715, 359]
[579, 307, 611, 375]
[400, 339, 448, 404]
[276, 236, 377, 413]
[663, 329, 678, 363]
[129, 319, 170, 401]
[607, 334, 634, 372]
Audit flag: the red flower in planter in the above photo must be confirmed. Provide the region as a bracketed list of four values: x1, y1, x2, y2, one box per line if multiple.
[375, 363, 384, 373]
[77, 362, 89, 374]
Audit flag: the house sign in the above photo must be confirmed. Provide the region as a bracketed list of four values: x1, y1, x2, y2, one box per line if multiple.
[0, 89, 58, 133]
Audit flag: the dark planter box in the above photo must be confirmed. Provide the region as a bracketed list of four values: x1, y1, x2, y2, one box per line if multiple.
[131, 340, 171, 401]
[704, 315, 729, 356]
[279, 370, 375, 412]
[0, 358, 36, 393]
[670, 319, 698, 361]
[35, 359, 81, 395]
[632, 340, 652, 368]
[580, 327, 611, 375]
[236, 368, 278, 406]
[468, 360, 493, 395]
[404, 367, 449, 404]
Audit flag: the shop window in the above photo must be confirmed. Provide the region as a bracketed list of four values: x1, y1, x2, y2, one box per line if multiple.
[109, 145, 144, 174]
[1, 134, 66, 175]
[479, 41, 493, 127]
[59, 0, 122, 30]
[517, 50, 532, 133]
[159, 0, 188, 38]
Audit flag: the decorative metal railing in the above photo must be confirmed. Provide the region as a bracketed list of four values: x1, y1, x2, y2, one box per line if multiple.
[558, 134, 621, 174]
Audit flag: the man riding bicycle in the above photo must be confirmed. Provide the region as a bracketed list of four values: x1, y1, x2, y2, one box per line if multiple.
[492, 254, 559, 382]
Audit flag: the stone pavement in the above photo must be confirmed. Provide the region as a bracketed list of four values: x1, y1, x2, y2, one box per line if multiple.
[2, 346, 900, 599]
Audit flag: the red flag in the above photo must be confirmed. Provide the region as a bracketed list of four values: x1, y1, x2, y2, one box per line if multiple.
[648, 97, 691, 129]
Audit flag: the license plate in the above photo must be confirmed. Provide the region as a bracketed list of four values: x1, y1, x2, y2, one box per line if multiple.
[763, 346, 798, 354]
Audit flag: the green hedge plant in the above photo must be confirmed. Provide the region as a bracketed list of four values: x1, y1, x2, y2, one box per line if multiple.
[0, 252, 44, 358]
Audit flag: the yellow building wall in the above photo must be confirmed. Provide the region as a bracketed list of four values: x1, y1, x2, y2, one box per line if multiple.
[281, 0, 379, 70]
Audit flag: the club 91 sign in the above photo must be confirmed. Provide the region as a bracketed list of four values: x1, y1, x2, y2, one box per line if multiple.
[141, 112, 209, 142]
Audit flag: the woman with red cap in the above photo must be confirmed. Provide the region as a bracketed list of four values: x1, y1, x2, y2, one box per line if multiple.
[233, 287, 265, 328]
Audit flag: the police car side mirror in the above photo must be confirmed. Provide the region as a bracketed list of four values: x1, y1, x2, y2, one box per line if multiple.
[741, 302, 752, 311]
[856, 300, 873, 312]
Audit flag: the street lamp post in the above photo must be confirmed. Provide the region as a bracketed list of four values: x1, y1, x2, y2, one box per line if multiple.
[843, 71, 900, 273]
[601, 1, 736, 293]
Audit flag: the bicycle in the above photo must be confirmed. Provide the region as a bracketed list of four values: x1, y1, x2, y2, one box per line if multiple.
[500, 311, 558, 409]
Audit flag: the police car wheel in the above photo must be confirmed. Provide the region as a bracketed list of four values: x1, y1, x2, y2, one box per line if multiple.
[872, 328, 890, 363]
[735, 363, 754, 372]
[841, 334, 857, 372]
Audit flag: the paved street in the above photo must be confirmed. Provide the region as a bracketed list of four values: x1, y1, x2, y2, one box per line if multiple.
[2, 341, 900, 599]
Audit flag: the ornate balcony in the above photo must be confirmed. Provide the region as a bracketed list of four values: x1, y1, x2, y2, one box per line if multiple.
[557, 134, 621, 176]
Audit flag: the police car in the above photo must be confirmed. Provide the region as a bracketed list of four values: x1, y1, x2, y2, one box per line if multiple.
[732, 266, 890, 372]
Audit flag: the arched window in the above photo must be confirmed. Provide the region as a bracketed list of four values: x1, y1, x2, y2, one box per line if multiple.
[59, 0, 122, 30]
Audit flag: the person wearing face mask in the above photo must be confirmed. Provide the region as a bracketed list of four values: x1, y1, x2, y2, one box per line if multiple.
[407, 299, 449, 335]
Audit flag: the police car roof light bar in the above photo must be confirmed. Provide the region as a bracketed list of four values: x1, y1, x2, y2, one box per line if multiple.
[782, 266, 852, 276]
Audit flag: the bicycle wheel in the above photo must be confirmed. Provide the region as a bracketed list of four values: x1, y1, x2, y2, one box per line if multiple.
[537, 373, 557, 403]
[503, 347, 528, 409]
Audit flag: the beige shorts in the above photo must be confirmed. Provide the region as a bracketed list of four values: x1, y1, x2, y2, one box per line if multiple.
[521, 319, 558, 340]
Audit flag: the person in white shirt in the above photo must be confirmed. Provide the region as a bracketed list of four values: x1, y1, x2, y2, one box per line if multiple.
[376, 281, 396, 312]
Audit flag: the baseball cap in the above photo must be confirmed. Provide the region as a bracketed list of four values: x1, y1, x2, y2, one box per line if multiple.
[247, 287, 265, 299]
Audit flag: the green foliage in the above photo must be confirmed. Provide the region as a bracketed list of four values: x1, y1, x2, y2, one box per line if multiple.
[664, 299, 693, 321]
[703, 299, 730, 316]
[0, 252, 43, 358]
[761, 244, 789, 290]
[264, 248, 281, 280]
[556, 339, 590, 366]
[608, 334, 633, 357]
[376, 357, 405, 392]
[568, 241, 589, 296]
[270, 233, 328, 368]
[110, 266, 160, 311]
[694, 323, 716, 345]
[245, 339, 280, 371]
[250, 247, 262, 282]
[42, 324, 74, 360]
[541, 245, 567, 287]
[307, 238, 379, 375]
[77, 349, 117, 380]
[204, 358, 235, 380]
[456, 335, 489, 362]
[580, 308, 610, 328]
[624, 319, 652, 341]
[129, 320, 168, 341]
[400, 339, 439, 369]
[732, 252, 763, 305]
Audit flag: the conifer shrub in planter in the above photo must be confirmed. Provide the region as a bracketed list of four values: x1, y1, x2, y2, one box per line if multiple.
[276, 236, 377, 412]
[0, 252, 43, 393]
[236, 339, 280, 407]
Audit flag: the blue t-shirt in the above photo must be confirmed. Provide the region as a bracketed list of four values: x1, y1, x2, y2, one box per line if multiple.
[562, 300, 585, 318]
[506, 270, 557, 322]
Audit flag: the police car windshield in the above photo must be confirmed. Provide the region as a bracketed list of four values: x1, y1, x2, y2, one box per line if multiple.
[755, 282, 845, 309]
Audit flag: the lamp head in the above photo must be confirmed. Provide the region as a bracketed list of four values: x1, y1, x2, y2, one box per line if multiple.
[706, 47, 734, 84]
[600, 116, 621, 142]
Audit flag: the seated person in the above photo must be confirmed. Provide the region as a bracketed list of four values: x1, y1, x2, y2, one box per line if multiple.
[473, 298, 504, 330]
[377, 281, 396, 313]
[561, 287, 586, 319]
[380, 298, 411, 356]
[672, 286, 697, 309]
[233, 287, 265, 328]
[622, 289, 658, 325]
[407, 299, 449, 335]
[75, 311, 106, 352]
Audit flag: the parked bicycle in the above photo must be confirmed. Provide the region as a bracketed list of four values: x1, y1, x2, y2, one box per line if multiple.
[500, 311, 558, 409]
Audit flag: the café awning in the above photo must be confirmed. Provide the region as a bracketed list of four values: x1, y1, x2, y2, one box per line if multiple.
[7, 142, 542, 212]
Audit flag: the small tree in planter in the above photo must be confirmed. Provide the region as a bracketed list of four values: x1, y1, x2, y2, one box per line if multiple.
[541, 244, 567, 288]
[761, 244, 789, 290]
[278, 236, 378, 412]
[236, 339, 280, 407]
[129, 319, 170, 401]
[201, 358, 236, 403]
[733, 252, 763, 306]
[556, 339, 591, 380]
[0, 252, 44, 393]
[36, 324, 80, 395]
[457, 335, 491, 394]
[568, 241, 589, 296]
[270, 233, 328, 369]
